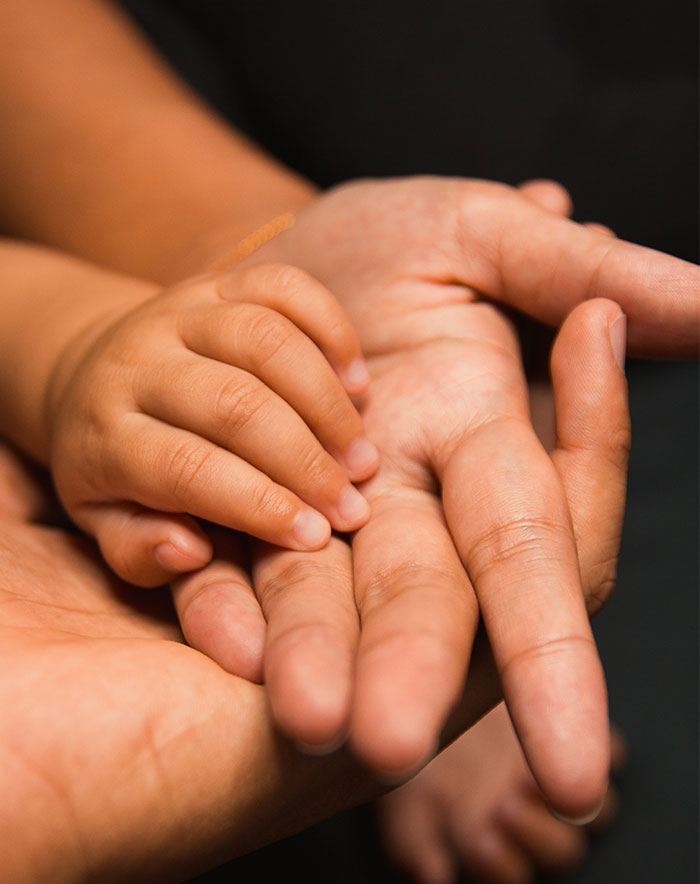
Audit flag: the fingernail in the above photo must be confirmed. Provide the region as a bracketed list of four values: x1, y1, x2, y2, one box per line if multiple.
[336, 484, 370, 526]
[154, 535, 211, 573]
[372, 738, 440, 786]
[296, 732, 349, 756]
[291, 508, 330, 548]
[551, 793, 606, 826]
[342, 436, 379, 475]
[608, 312, 627, 373]
[343, 358, 371, 391]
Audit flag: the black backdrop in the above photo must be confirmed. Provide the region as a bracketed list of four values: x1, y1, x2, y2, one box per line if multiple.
[116, 3, 699, 881]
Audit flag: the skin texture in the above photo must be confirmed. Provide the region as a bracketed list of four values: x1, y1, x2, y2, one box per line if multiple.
[211, 176, 695, 808]
[0, 296, 630, 883]
[46, 262, 377, 586]
[0, 3, 696, 871]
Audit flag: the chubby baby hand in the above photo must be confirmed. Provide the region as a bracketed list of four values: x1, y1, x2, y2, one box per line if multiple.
[47, 263, 378, 586]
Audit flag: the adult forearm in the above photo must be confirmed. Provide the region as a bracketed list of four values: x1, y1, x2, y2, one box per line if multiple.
[0, 0, 316, 284]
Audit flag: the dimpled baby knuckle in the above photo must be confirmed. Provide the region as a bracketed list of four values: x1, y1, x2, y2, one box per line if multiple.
[294, 441, 335, 487]
[165, 438, 214, 502]
[258, 263, 313, 299]
[213, 373, 268, 439]
[246, 309, 296, 367]
[247, 479, 291, 522]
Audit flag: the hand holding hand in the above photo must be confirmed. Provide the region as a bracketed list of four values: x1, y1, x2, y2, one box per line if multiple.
[179, 174, 693, 818]
[47, 262, 378, 587]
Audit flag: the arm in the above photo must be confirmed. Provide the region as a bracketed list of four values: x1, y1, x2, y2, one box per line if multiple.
[2, 0, 697, 822]
[0, 0, 316, 281]
[0, 240, 376, 594]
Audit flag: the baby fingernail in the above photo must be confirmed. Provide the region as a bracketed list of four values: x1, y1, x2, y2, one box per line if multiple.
[608, 311, 627, 373]
[342, 436, 379, 475]
[336, 485, 370, 526]
[291, 508, 330, 548]
[343, 358, 371, 391]
[154, 535, 211, 573]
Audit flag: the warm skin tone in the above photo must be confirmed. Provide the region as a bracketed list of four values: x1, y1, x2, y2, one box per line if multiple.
[1, 292, 629, 883]
[0, 246, 378, 584]
[0, 1, 698, 874]
[378, 704, 627, 884]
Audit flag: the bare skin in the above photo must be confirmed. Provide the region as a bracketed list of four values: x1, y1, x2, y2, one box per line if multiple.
[0, 0, 698, 867]
[0, 297, 630, 882]
[378, 703, 627, 884]
[0, 249, 379, 586]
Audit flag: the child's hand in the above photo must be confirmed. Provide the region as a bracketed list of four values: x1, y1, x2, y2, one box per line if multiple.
[47, 263, 378, 586]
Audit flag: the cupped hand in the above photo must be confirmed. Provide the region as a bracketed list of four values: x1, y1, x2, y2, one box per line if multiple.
[0, 453, 380, 883]
[180, 295, 630, 822]
[184, 175, 694, 818]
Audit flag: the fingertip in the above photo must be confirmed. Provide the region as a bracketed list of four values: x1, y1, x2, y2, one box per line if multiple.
[289, 508, 331, 549]
[334, 484, 371, 530]
[296, 731, 349, 757]
[267, 657, 352, 749]
[551, 297, 628, 384]
[154, 531, 213, 574]
[173, 576, 267, 681]
[340, 436, 380, 480]
[350, 725, 438, 784]
[550, 789, 607, 827]
[341, 357, 371, 394]
[504, 643, 611, 825]
[517, 178, 573, 217]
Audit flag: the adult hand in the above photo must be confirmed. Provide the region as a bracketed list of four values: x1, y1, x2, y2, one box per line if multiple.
[0, 448, 379, 883]
[179, 176, 695, 819]
[178, 294, 630, 822]
[261, 176, 698, 358]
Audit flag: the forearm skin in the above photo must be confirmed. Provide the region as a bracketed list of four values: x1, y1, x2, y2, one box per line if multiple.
[0, 0, 316, 284]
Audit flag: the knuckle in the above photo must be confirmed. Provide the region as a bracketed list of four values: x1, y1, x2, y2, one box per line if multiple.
[162, 437, 214, 502]
[213, 373, 268, 439]
[259, 262, 314, 295]
[294, 441, 338, 487]
[262, 557, 350, 608]
[610, 423, 632, 459]
[362, 560, 463, 609]
[313, 384, 355, 431]
[465, 515, 571, 584]
[501, 633, 596, 680]
[246, 308, 296, 366]
[245, 479, 292, 522]
[584, 549, 620, 615]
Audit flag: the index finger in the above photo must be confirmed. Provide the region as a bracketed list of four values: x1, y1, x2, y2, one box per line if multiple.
[454, 182, 699, 356]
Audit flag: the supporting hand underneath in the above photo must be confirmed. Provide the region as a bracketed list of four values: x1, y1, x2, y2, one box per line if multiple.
[176, 176, 697, 817]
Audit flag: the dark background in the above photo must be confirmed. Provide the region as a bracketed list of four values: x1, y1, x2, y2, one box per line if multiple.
[116, 2, 699, 881]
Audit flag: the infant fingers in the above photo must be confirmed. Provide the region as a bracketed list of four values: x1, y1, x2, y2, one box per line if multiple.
[100, 415, 339, 550]
[81, 502, 213, 587]
[172, 528, 267, 682]
[135, 354, 372, 532]
[216, 263, 370, 393]
[176, 301, 379, 480]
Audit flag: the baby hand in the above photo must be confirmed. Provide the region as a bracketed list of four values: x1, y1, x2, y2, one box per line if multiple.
[47, 263, 378, 586]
